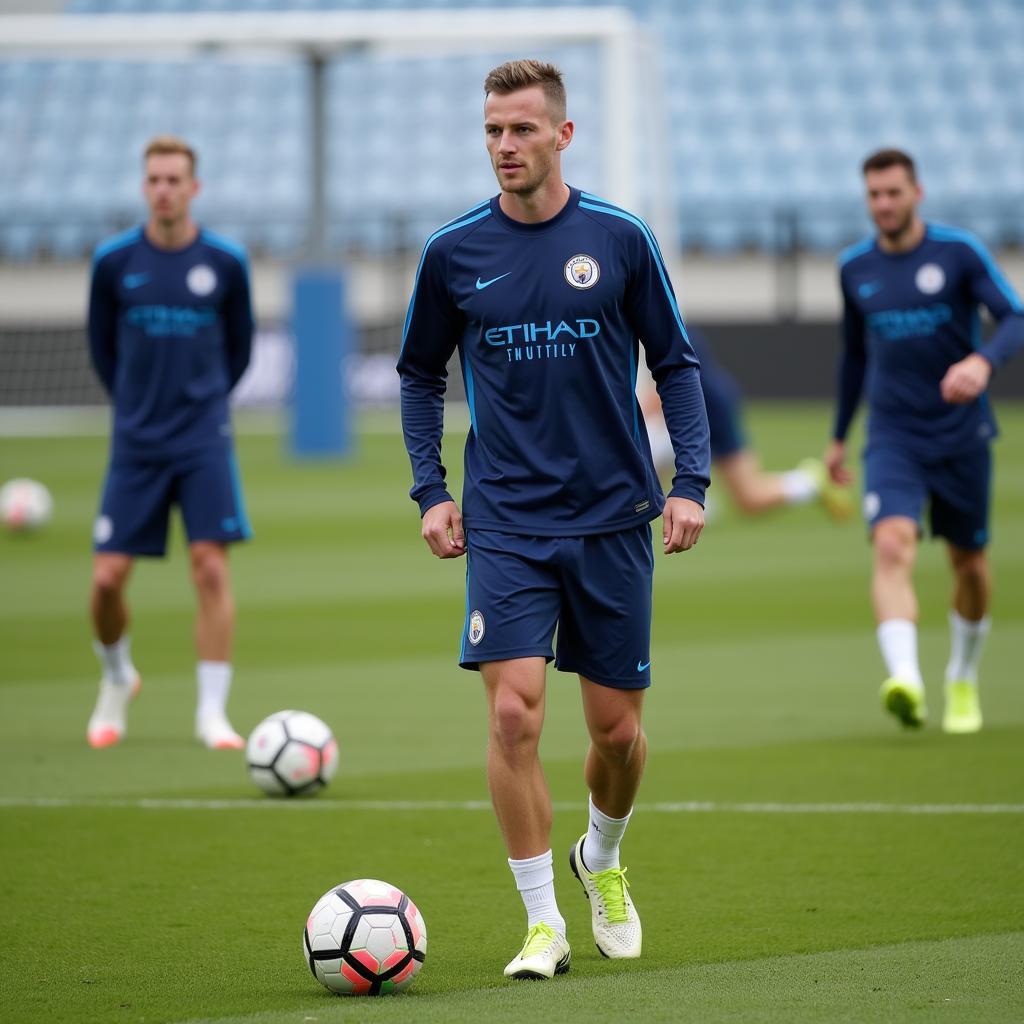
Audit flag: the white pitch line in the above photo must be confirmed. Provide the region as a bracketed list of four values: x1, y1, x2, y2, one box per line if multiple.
[1, 797, 1023, 814]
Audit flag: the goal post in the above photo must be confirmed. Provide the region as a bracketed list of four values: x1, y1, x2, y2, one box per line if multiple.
[0, 8, 671, 443]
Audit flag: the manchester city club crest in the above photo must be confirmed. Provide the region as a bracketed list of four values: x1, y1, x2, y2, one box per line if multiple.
[468, 609, 485, 646]
[564, 254, 600, 289]
[186, 264, 218, 296]
[914, 262, 945, 295]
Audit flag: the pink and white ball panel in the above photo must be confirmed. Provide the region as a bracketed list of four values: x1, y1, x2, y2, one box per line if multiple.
[303, 879, 427, 996]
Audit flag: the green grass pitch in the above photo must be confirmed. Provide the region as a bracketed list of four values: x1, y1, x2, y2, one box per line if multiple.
[1, 404, 1022, 1024]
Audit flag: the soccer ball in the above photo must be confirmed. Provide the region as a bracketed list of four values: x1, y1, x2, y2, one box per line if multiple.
[303, 879, 427, 996]
[0, 478, 53, 532]
[245, 710, 338, 796]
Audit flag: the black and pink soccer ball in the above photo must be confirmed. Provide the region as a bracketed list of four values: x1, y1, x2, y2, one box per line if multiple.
[303, 879, 427, 995]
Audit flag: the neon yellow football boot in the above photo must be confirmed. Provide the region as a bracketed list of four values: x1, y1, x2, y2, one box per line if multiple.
[942, 680, 982, 734]
[880, 677, 927, 729]
[569, 837, 641, 958]
[502, 922, 571, 980]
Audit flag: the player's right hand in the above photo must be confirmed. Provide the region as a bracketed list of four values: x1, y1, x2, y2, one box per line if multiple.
[824, 439, 853, 485]
[421, 500, 466, 559]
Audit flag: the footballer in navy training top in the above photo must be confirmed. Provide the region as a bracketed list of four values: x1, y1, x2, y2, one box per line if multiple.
[826, 147, 1023, 735]
[85, 135, 254, 753]
[397, 59, 711, 980]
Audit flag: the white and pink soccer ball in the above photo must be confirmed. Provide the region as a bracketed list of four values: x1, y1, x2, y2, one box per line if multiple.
[303, 878, 427, 996]
[0, 478, 53, 532]
[245, 710, 338, 797]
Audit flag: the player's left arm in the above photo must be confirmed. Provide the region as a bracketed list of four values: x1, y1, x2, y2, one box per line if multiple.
[624, 225, 710, 552]
[223, 253, 255, 390]
[941, 239, 1024, 404]
[87, 253, 119, 395]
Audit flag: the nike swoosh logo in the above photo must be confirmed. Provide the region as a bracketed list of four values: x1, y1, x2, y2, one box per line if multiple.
[124, 273, 150, 289]
[637, 660, 651, 672]
[858, 281, 882, 298]
[475, 272, 512, 291]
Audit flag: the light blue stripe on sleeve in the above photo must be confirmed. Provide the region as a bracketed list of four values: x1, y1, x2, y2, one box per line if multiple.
[201, 228, 249, 269]
[928, 224, 1024, 313]
[628, 343, 640, 441]
[92, 226, 142, 266]
[578, 198, 693, 353]
[838, 237, 875, 267]
[463, 357, 478, 434]
[401, 202, 492, 355]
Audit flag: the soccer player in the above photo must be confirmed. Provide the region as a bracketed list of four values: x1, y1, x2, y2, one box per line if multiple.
[643, 326, 852, 519]
[827, 148, 1024, 733]
[397, 60, 710, 979]
[86, 135, 254, 750]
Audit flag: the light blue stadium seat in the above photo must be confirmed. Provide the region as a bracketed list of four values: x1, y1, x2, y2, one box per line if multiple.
[5, 2, 1019, 259]
[1, 225, 41, 262]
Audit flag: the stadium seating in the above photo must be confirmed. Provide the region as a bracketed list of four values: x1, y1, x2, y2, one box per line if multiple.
[1, 0, 1022, 258]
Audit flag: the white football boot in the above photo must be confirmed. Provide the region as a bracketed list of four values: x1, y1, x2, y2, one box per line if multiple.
[569, 836, 642, 958]
[86, 674, 141, 748]
[503, 923, 571, 980]
[195, 711, 244, 750]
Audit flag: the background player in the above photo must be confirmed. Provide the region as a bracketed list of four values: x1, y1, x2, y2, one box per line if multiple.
[86, 135, 254, 750]
[643, 326, 851, 519]
[397, 60, 709, 980]
[826, 148, 1024, 733]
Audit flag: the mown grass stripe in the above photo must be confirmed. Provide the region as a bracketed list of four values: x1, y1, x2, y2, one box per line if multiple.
[2, 797, 1022, 814]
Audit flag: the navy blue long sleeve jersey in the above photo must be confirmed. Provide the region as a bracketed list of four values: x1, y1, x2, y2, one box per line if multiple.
[835, 223, 1024, 455]
[88, 226, 254, 458]
[397, 188, 711, 537]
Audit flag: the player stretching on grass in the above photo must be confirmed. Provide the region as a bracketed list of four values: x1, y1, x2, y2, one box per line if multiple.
[398, 60, 710, 979]
[86, 135, 253, 750]
[827, 148, 1024, 733]
[643, 326, 852, 520]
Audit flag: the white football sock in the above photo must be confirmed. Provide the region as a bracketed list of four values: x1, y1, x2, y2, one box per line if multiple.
[582, 795, 632, 872]
[945, 611, 991, 684]
[780, 467, 820, 505]
[876, 619, 923, 688]
[196, 661, 233, 720]
[508, 850, 565, 936]
[93, 635, 136, 687]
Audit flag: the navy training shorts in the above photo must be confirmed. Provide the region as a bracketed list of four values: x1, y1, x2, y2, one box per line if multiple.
[459, 524, 655, 689]
[93, 446, 252, 557]
[862, 442, 991, 550]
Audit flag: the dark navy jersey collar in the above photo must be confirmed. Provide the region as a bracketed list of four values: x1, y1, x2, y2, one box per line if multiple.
[137, 225, 206, 257]
[488, 186, 581, 233]
[872, 224, 932, 261]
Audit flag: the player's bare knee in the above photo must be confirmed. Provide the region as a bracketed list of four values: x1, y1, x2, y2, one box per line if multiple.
[92, 558, 130, 597]
[590, 717, 642, 766]
[951, 547, 987, 585]
[190, 548, 229, 597]
[490, 693, 541, 752]
[873, 522, 915, 571]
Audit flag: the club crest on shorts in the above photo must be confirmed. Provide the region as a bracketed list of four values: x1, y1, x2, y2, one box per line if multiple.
[914, 263, 945, 295]
[468, 610, 485, 646]
[93, 514, 113, 544]
[187, 264, 217, 296]
[564, 254, 600, 289]
[863, 491, 881, 522]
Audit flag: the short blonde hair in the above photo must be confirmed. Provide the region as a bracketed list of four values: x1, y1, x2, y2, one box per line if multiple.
[484, 59, 566, 121]
[143, 135, 197, 175]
